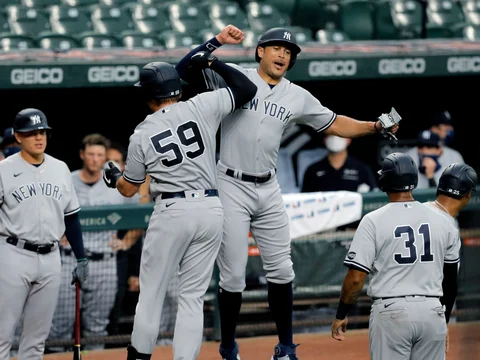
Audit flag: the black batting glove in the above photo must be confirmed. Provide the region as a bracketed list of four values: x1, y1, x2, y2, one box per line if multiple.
[103, 161, 122, 189]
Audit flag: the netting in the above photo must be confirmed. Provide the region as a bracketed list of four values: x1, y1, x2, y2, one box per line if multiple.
[10, 204, 480, 352]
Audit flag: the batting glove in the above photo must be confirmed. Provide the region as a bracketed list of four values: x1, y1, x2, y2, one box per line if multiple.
[72, 258, 89, 287]
[191, 51, 218, 69]
[103, 161, 122, 189]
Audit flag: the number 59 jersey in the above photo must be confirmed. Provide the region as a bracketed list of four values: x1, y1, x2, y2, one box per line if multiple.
[344, 201, 460, 298]
[123, 88, 235, 198]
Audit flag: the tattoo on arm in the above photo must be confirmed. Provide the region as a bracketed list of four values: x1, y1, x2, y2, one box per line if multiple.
[340, 270, 367, 304]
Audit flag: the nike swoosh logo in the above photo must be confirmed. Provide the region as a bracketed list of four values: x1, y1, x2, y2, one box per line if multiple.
[384, 302, 395, 308]
[14, 173, 22, 177]
[104, 174, 111, 184]
[166, 202, 175, 208]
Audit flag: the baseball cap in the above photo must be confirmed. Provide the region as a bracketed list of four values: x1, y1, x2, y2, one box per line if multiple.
[430, 110, 453, 127]
[417, 130, 442, 148]
[0, 127, 15, 148]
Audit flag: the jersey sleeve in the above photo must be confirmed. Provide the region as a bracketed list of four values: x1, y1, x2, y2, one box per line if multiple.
[295, 88, 337, 132]
[201, 63, 246, 90]
[189, 88, 235, 129]
[444, 227, 461, 264]
[343, 215, 376, 273]
[123, 133, 147, 184]
[64, 168, 81, 216]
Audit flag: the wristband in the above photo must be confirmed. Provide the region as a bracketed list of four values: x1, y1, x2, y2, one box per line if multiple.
[336, 300, 353, 320]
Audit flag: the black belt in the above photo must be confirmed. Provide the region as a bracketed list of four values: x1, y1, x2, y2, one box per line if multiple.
[225, 168, 274, 184]
[6, 237, 55, 255]
[373, 295, 439, 301]
[161, 189, 218, 200]
[62, 248, 114, 261]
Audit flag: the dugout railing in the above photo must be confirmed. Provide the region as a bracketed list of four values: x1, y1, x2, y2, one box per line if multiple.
[36, 187, 480, 349]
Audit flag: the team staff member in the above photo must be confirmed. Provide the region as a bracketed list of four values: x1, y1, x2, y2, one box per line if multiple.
[0, 108, 88, 360]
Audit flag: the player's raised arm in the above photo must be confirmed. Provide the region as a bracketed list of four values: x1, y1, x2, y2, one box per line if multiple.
[175, 25, 244, 83]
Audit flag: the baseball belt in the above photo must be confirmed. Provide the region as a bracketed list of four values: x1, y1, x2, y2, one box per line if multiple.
[6, 236, 56, 255]
[160, 189, 218, 199]
[372, 295, 439, 301]
[225, 168, 275, 184]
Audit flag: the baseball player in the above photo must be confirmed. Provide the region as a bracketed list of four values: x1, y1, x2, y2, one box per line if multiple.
[0, 108, 88, 360]
[0, 127, 21, 159]
[331, 153, 471, 360]
[102, 58, 257, 360]
[175, 25, 400, 360]
[48, 133, 139, 351]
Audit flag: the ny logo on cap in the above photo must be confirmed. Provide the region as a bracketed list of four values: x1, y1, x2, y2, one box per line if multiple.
[30, 115, 41, 124]
[283, 32, 291, 40]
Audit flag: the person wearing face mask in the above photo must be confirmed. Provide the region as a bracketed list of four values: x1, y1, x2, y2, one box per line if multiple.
[0, 127, 21, 160]
[406, 111, 464, 168]
[301, 135, 378, 193]
[410, 130, 446, 189]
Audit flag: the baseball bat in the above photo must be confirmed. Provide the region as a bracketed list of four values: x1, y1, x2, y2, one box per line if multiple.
[73, 282, 82, 360]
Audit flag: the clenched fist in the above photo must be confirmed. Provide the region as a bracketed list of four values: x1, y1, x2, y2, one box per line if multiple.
[216, 24, 245, 45]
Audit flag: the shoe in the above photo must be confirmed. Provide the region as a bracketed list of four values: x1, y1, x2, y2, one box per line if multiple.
[270, 343, 299, 360]
[219, 341, 241, 360]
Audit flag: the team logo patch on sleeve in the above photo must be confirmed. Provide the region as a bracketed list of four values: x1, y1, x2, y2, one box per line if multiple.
[347, 252, 356, 260]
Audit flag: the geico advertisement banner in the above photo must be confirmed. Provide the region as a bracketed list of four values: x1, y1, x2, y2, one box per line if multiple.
[283, 191, 363, 239]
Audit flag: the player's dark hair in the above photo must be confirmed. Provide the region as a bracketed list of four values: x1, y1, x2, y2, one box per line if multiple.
[81, 133, 111, 151]
[108, 141, 127, 163]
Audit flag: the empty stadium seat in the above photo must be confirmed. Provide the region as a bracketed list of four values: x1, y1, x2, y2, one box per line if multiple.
[0, 0, 21, 8]
[245, 2, 288, 33]
[427, 0, 464, 30]
[315, 29, 350, 44]
[463, 24, 480, 39]
[292, 0, 341, 32]
[372, 0, 401, 39]
[61, 0, 97, 7]
[204, 1, 249, 33]
[0, 11, 10, 32]
[22, 0, 61, 8]
[49, 5, 92, 35]
[98, 0, 134, 7]
[0, 33, 36, 50]
[339, 0, 374, 40]
[7, 6, 51, 36]
[390, 0, 423, 38]
[90, 5, 134, 34]
[462, 0, 480, 26]
[263, 0, 296, 17]
[166, 3, 210, 34]
[78, 32, 120, 49]
[130, 4, 171, 34]
[37, 33, 79, 50]
[158, 30, 201, 49]
[285, 26, 312, 43]
[296, 148, 328, 189]
[120, 30, 162, 48]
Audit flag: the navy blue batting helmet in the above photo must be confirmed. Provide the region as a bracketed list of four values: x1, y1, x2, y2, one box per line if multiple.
[13, 108, 51, 133]
[378, 153, 418, 192]
[134, 62, 182, 100]
[255, 27, 301, 70]
[437, 163, 478, 199]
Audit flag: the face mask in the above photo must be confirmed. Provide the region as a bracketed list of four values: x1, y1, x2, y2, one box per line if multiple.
[419, 155, 442, 174]
[3, 147, 20, 158]
[443, 130, 455, 146]
[325, 136, 348, 153]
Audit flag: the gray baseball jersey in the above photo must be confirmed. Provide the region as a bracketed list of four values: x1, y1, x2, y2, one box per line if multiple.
[123, 88, 234, 196]
[202, 65, 336, 173]
[344, 201, 460, 299]
[0, 153, 80, 244]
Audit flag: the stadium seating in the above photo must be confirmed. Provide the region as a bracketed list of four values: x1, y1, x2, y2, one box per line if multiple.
[285, 25, 312, 43]
[158, 30, 201, 49]
[78, 32, 120, 48]
[463, 24, 480, 40]
[315, 29, 350, 44]
[0, 11, 10, 32]
[204, 0, 249, 33]
[120, 30, 162, 48]
[0, 32, 36, 50]
[372, 0, 401, 39]
[130, 4, 171, 34]
[166, 2, 210, 34]
[90, 5, 134, 34]
[22, 0, 61, 8]
[48, 5, 92, 35]
[389, 0, 423, 38]
[461, 0, 480, 26]
[339, 0, 375, 40]
[37, 32, 79, 49]
[244, 2, 288, 33]
[7, 6, 51, 36]
[60, 0, 97, 8]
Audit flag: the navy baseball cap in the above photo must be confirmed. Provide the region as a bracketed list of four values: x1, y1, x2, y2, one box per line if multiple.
[417, 130, 442, 148]
[430, 110, 453, 127]
[0, 127, 15, 147]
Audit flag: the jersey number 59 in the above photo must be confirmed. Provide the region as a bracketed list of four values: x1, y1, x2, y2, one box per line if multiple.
[149, 120, 205, 168]
[394, 224, 434, 265]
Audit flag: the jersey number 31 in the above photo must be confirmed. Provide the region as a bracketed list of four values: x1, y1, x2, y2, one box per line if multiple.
[149, 121, 205, 167]
[394, 224, 434, 265]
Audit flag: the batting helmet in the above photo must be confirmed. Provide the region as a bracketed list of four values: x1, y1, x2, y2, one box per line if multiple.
[13, 108, 51, 133]
[437, 163, 478, 199]
[378, 153, 418, 192]
[255, 27, 301, 70]
[0, 127, 15, 147]
[134, 62, 182, 100]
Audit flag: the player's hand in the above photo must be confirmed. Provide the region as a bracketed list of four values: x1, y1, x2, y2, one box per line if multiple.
[331, 317, 348, 341]
[216, 25, 244, 45]
[191, 51, 218, 69]
[103, 161, 122, 189]
[108, 236, 129, 251]
[128, 276, 140, 292]
[71, 258, 89, 287]
[421, 156, 437, 179]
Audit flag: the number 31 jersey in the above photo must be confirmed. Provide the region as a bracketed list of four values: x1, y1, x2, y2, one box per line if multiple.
[344, 201, 460, 298]
[123, 88, 235, 198]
